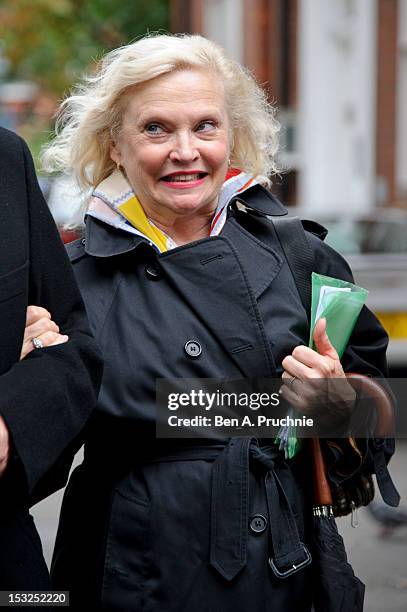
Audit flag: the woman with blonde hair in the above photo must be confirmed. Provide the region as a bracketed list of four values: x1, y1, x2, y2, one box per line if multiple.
[44, 33, 388, 611]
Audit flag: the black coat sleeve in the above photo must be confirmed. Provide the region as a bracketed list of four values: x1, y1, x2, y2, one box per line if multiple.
[0, 136, 103, 506]
[308, 233, 398, 499]
[310, 234, 389, 377]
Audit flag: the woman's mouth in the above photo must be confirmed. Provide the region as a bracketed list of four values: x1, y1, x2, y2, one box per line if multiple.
[160, 172, 208, 184]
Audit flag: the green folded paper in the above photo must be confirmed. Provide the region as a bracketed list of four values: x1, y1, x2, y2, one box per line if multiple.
[279, 272, 369, 459]
[309, 272, 369, 359]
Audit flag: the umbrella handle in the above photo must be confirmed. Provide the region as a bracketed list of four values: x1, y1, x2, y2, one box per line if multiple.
[310, 438, 333, 507]
[310, 374, 395, 507]
[345, 373, 395, 437]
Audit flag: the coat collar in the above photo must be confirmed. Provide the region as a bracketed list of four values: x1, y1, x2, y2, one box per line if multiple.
[229, 183, 288, 218]
[84, 184, 288, 258]
[84, 215, 156, 258]
[82, 186, 286, 379]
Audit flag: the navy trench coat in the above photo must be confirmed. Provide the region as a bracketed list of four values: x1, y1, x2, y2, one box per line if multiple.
[52, 186, 388, 611]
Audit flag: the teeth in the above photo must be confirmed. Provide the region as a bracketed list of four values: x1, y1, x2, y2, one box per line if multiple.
[166, 173, 202, 182]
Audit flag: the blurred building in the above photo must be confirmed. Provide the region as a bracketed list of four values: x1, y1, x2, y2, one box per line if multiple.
[0, 80, 38, 131]
[171, 0, 406, 213]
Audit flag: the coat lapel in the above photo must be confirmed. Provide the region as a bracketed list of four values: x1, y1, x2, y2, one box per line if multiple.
[222, 216, 284, 300]
[159, 225, 283, 378]
[84, 206, 285, 379]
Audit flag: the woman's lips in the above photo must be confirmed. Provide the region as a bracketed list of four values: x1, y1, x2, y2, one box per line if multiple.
[160, 172, 208, 189]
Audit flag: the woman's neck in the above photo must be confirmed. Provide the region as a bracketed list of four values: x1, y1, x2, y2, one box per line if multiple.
[149, 210, 215, 246]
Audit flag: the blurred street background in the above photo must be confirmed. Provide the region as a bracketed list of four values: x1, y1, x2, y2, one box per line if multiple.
[1, 0, 407, 609]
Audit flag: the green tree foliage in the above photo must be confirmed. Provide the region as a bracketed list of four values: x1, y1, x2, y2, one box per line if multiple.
[0, 0, 169, 95]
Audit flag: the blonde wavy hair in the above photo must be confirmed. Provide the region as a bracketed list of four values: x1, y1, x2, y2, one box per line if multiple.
[42, 33, 280, 192]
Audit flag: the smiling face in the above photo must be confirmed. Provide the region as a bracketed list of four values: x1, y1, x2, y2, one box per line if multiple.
[110, 69, 231, 225]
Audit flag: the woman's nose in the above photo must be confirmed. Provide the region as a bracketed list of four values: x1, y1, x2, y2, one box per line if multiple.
[169, 132, 199, 162]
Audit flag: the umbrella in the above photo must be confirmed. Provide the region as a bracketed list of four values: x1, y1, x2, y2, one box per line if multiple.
[310, 374, 396, 612]
[310, 437, 365, 612]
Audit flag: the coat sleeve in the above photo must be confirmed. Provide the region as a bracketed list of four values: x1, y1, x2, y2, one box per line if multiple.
[308, 233, 398, 502]
[310, 234, 389, 377]
[0, 136, 103, 506]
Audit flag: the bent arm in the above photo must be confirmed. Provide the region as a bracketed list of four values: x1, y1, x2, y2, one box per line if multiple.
[309, 236, 395, 492]
[0, 137, 103, 505]
[313, 236, 389, 377]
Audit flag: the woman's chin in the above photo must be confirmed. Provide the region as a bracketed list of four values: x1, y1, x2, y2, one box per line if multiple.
[158, 195, 215, 217]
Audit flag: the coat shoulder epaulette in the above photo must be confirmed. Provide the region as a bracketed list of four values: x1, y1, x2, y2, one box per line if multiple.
[300, 219, 328, 241]
[66, 237, 87, 263]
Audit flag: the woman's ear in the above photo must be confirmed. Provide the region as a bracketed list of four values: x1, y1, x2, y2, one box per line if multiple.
[110, 141, 120, 166]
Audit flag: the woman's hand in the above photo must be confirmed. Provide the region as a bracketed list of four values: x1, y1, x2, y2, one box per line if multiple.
[20, 306, 69, 360]
[1, 307, 69, 476]
[281, 318, 356, 422]
[282, 318, 346, 381]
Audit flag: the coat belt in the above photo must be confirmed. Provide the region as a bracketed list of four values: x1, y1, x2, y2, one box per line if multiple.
[134, 438, 312, 582]
[209, 438, 311, 581]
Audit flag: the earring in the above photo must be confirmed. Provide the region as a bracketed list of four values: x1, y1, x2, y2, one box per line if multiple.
[116, 162, 122, 172]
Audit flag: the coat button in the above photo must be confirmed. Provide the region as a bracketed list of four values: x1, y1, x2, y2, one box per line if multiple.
[249, 514, 268, 534]
[145, 264, 162, 280]
[184, 340, 202, 359]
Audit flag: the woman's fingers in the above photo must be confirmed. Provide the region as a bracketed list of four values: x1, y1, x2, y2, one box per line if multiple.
[48, 335, 70, 347]
[280, 323, 349, 418]
[282, 323, 343, 379]
[20, 317, 60, 360]
[281, 354, 313, 379]
[20, 329, 69, 360]
[281, 372, 315, 406]
[27, 317, 60, 338]
[25, 305, 51, 327]
[280, 378, 308, 411]
[21, 307, 63, 360]
[36, 331, 68, 346]
[312, 318, 339, 360]
[282, 350, 338, 378]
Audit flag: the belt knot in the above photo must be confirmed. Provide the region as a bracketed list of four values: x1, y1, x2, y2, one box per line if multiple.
[210, 438, 312, 581]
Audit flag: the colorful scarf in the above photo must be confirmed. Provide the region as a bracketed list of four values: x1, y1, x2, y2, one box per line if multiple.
[87, 169, 257, 252]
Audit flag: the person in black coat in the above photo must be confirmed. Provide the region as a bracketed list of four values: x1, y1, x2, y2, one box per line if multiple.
[0, 127, 103, 589]
[41, 34, 391, 611]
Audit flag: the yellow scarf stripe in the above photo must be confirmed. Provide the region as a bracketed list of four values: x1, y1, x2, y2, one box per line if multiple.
[118, 195, 169, 253]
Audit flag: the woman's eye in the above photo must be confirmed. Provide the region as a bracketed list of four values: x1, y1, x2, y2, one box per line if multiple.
[145, 123, 164, 135]
[196, 121, 216, 132]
